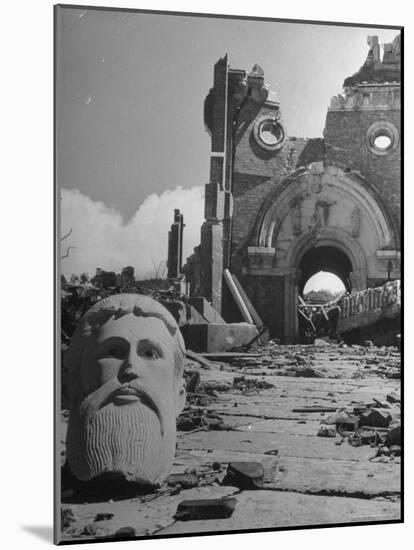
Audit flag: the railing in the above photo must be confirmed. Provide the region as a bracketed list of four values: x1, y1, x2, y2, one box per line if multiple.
[338, 279, 401, 320]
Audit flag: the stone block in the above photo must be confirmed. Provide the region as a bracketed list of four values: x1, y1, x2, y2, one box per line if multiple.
[188, 297, 226, 324]
[181, 322, 259, 353]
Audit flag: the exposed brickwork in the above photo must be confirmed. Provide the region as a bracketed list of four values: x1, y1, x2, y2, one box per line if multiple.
[195, 35, 401, 341]
[241, 275, 285, 339]
[324, 108, 401, 235]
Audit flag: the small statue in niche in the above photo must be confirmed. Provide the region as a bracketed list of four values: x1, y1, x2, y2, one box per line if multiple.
[312, 199, 336, 228]
[351, 206, 360, 237]
[290, 197, 302, 235]
[65, 293, 186, 486]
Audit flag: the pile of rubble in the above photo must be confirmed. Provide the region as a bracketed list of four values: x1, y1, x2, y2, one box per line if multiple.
[316, 393, 401, 459]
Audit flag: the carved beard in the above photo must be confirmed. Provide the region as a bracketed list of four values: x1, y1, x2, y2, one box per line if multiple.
[66, 379, 177, 485]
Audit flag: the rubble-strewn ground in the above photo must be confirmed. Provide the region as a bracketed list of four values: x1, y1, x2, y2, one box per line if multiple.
[60, 340, 401, 542]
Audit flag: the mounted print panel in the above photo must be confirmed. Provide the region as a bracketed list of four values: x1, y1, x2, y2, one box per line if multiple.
[55, 5, 402, 545]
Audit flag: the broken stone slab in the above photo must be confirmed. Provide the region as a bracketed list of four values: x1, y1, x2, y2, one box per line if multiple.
[222, 461, 265, 489]
[181, 323, 259, 353]
[167, 472, 199, 489]
[94, 513, 114, 522]
[233, 376, 274, 390]
[360, 408, 392, 428]
[372, 398, 391, 409]
[385, 425, 401, 446]
[355, 427, 385, 445]
[114, 526, 136, 538]
[389, 445, 401, 457]
[185, 349, 214, 369]
[174, 497, 237, 521]
[199, 380, 233, 393]
[292, 366, 326, 378]
[317, 426, 337, 438]
[292, 406, 338, 413]
[386, 391, 401, 404]
[324, 410, 360, 432]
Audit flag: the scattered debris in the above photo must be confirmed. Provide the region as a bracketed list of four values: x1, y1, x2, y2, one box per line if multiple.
[94, 513, 114, 522]
[292, 406, 338, 413]
[199, 379, 233, 394]
[61, 508, 76, 530]
[324, 410, 360, 432]
[233, 376, 274, 392]
[222, 462, 264, 490]
[167, 472, 199, 489]
[385, 425, 401, 447]
[186, 371, 200, 393]
[115, 527, 136, 538]
[174, 497, 237, 521]
[317, 426, 337, 437]
[291, 366, 326, 378]
[386, 391, 401, 404]
[360, 408, 392, 428]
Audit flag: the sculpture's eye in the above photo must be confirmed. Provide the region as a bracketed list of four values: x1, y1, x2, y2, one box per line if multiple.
[138, 341, 162, 360]
[142, 348, 159, 360]
[106, 344, 127, 360]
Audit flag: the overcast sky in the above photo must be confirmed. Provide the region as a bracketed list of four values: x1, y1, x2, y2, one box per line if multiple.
[57, 6, 399, 282]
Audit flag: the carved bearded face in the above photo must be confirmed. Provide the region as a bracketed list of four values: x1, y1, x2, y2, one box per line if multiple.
[65, 294, 186, 486]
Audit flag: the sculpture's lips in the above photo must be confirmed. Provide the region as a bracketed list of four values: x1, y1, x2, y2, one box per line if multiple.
[114, 387, 140, 401]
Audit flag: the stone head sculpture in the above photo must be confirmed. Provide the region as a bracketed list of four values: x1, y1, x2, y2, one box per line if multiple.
[65, 293, 186, 486]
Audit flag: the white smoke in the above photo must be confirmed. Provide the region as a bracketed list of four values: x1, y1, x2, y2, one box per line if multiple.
[60, 186, 204, 279]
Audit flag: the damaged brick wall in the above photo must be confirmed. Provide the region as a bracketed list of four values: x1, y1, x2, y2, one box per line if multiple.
[191, 33, 400, 341]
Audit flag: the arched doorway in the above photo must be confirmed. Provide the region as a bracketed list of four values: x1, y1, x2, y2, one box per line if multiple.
[298, 246, 352, 294]
[299, 253, 349, 342]
[245, 165, 399, 342]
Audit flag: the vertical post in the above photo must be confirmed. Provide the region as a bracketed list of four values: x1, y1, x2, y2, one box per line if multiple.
[284, 270, 298, 343]
[167, 209, 184, 279]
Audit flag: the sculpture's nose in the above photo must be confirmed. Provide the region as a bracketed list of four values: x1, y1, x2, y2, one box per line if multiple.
[118, 365, 138, 383]
[118, 352, 142, 383]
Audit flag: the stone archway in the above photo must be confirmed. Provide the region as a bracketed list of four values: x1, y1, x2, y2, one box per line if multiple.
[246, 164, 398, 341]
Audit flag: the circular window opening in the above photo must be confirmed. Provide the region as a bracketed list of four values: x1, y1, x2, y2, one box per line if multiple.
[366, 121, 399, 156]
[260, 121, 283, 146]
[373, 134, 392, 150]
[254, 117, 285, 151]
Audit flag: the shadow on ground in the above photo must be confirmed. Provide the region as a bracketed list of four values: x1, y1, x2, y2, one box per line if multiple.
[21, 526, 53, 543]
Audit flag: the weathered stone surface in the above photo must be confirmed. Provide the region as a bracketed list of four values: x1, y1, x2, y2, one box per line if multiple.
[158, 491, 400, 535]
[61, 486, 236, 541]
[273, 456, 400, 496]
[60, 339, 401, 542]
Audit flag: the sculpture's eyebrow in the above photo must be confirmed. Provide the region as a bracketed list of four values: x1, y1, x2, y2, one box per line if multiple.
[137, 338, 164, 356]
[130, 307, 178, 337]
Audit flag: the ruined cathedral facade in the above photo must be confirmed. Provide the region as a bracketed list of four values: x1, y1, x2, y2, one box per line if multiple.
[184, 34, 401, 343]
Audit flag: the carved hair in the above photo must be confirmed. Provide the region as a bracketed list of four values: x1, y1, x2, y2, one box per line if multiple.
[65, 293, 186, 389]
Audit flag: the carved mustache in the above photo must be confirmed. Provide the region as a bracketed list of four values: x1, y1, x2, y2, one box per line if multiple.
[79, 378, 164, 436]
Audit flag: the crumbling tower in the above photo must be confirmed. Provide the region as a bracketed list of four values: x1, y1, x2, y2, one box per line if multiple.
[200, 58, 282, 313]
[167, 209, 184, 279]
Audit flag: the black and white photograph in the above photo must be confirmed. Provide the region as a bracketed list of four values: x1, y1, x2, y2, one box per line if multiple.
[54, 4, 402, 545]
